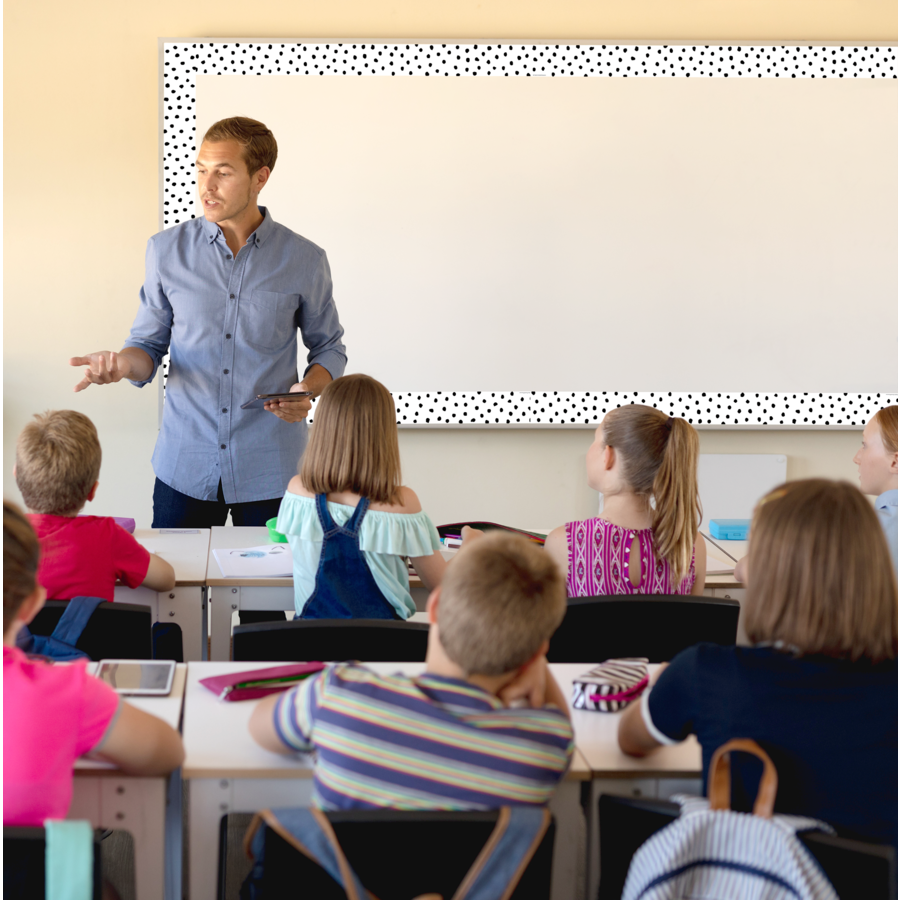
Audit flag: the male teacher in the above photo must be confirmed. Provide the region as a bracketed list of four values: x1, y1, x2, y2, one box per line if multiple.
[70, 117, 347, 528]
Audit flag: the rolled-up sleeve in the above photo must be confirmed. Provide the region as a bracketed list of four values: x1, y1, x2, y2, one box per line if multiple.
[298, 252, 347, 381]
[125, 237, 174, 387]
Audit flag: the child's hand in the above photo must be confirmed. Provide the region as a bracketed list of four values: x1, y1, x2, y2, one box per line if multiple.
[498, 655, 550, 709]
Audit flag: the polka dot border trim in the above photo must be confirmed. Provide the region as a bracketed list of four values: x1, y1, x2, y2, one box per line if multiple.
[162, 41, 896, 226]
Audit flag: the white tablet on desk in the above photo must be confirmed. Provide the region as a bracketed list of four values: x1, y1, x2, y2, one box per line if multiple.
[95, 660, 176, 696]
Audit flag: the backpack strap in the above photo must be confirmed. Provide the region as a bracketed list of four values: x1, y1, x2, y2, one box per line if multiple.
[452, 807, 552, 900]
[51, 597, 106, 648]
[708, 738, 778, 819]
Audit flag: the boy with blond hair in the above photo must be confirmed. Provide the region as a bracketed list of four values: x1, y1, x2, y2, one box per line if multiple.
[250, 532, 573, 809]
[15, 410, 174, 600]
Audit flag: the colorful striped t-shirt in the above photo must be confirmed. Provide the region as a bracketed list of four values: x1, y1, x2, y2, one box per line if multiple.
[273, 664, 574, 810]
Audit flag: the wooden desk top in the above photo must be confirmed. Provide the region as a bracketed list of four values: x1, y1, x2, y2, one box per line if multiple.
[551, 663, 701, 778]
[206, 526, 293, 587]
[132, 529, 211, 587]
[183, 662, 593, 781]
[76, 664, 187, 774]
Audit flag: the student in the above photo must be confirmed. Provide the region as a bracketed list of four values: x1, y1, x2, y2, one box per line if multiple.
[854, 404, 898, 572]
[249, 532, 574, 809]
[544, 405, 706, 596]
[3, 501, 184, 826]
[276, 373, 446, 619]
[15, 410, 175, 601]
[618, 480, 897, 845]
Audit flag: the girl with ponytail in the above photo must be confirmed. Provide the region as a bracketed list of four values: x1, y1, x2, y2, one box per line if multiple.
[545, 405, 706, 596]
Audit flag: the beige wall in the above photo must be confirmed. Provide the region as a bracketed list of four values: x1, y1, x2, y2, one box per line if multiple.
[4, 1, 895, 526]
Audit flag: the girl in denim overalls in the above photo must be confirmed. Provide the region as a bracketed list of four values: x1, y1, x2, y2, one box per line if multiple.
[276, 374, 447, 619]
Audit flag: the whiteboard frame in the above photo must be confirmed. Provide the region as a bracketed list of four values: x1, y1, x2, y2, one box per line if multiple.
[158, 38, 897, 428]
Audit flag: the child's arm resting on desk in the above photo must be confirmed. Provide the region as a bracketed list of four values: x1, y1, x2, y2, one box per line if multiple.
[142, 553, 176, 592]
[89, 702, 184, 775]
[249, 671, 324, 755]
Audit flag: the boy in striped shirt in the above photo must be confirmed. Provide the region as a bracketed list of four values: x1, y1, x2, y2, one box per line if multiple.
[249, 532, 574, 809]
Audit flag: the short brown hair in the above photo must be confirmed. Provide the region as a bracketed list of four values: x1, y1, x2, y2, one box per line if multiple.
[202, 117, 277, 174]
[300, 375, 402, 505]
[875, 405, 898, 455]
[15, 411, 102, 515]
[437, 532, 567, 676]
[745, 479, 897, 662]
[602, 405, 702, 583]
[4, 501, 40, 634]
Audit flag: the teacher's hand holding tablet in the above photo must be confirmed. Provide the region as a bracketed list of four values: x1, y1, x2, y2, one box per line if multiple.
[263, 382, 314, 423]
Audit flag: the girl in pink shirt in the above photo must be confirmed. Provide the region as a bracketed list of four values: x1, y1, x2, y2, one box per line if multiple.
[545, 405, 706, 597]
[3, 501, 184, 826]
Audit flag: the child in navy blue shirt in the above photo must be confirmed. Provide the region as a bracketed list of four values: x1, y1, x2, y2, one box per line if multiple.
[619, 479, 897, 846]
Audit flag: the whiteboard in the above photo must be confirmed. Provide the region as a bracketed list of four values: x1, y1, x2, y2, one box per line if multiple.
[195, 73, 897, 396]
[697, 453, 787, 524]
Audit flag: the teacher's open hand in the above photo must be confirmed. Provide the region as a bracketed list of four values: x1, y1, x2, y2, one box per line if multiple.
[264, 382, 313, 423]
[70, 351, 130, 392]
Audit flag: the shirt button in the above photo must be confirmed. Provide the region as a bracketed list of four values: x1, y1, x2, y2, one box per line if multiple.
[222, 408, 227, 413]
[229, 293, 235, 299]
[223, 369, 229, 374]
[226, 255, 232, 260]
[220, 444, 226, 450]
[225, 333, 232, 339]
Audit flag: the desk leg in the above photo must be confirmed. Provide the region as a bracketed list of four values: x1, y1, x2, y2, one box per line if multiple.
[188, 777, 314, 900]
[158, 586, 206, 662]
[548, 780, 586, 900]
[209, 586, 240, 661]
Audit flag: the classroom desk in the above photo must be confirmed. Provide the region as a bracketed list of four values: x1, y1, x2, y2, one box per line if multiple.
[552, 663, 703, 900]
[114, 529, 211, 661]
[182, 661, 590, 900]
[70, 664, 187, 900]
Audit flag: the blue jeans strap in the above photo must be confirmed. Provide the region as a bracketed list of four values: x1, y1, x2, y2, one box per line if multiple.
[51, 597, 105, 647]
[343, 497, 370, 537]
[314, 494, 340, 536]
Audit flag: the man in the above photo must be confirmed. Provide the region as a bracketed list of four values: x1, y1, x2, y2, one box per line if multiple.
[70, 118, 346, 528]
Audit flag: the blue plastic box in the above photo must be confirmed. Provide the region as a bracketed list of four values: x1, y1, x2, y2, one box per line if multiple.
[709, 519, 750, 540]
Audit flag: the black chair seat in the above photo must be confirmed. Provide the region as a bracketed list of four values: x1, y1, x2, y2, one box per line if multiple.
[547, 594, 740, 663]
[220, 809, 555, 900]
[232, 618, 430, 662]
[597, 794, 897, 900]
[4, 826, 103, 900]
[28, 600, 153, 660]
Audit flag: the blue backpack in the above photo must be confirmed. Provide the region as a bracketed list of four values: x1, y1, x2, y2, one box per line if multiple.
[16, 596, 105, 662]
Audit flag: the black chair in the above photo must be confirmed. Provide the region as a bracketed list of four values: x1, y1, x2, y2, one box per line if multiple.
[232, 618, 430, 662]
[4, 826, 103, 900]
[597, 794, 897, 900]
[547, 594, 740, 663]
[28, 600, 153, 660]
[219, 810, 555, 900]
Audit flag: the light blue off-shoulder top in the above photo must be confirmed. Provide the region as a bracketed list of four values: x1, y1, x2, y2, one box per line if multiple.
[276, 492, 443, 619]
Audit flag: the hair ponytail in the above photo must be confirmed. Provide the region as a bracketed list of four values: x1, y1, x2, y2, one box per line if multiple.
[651, 418, 702, 583]
[601, 406, 701, 583]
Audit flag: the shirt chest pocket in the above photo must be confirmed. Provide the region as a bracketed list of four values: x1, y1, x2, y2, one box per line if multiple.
[240, 290, 300, 352]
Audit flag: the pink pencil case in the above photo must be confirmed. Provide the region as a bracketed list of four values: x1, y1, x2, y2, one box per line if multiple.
[78, 515, 135, 534]
[200, 663, 326, 702]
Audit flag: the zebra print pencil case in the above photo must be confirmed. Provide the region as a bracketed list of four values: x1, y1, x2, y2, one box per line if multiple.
[571, 658, 650, 712]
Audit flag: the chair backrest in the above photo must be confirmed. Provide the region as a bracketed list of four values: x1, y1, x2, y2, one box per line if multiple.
[232, 618, 430, 662]
[220, 809, 555, 900]
[28, 600, 153, 660]
[547, 594, 740, 663]
[4, 826, 102, 900]
[597, 794, 897, 900]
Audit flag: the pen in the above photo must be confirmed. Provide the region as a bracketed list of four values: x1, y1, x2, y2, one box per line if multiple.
[700, 531, 739, 564]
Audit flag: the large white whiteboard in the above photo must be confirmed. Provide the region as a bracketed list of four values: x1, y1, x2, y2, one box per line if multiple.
[195, 72, 897, 395]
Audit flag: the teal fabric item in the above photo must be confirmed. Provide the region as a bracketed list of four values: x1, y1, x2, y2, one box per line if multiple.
[276, 492, 442, 618]
[44, 819, 93, 900]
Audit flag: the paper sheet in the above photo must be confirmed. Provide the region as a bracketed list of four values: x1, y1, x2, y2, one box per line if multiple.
[213, 544, 293, 578]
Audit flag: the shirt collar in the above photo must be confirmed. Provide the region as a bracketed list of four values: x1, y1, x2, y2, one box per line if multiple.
[202, 206, 275, 246]
[875, 489, 898, 510]
[416, 672, 504, 710]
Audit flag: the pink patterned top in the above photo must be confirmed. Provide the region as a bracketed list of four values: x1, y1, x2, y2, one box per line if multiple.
[565, 517, 696, 597]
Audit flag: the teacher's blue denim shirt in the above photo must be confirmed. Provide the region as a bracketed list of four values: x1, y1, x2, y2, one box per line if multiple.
[876, 489, 898, 573]
[125, 208, 346, 504]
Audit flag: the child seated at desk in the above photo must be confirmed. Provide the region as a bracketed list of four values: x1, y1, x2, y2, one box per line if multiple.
[249, 532, 574, 809]
[15, 410, 175, 600]
[3, 501, 184, 826]
[544, 405, 706, 596]
[618, 479, 897, 846]
[276, 373, 446, 620]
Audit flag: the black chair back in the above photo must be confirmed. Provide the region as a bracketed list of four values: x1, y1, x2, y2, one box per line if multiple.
[232, 618, 430, 662]
[29, 600, 153, 660]
[547, 594, 740, 663]
[4, 826, 102, 900]
[597, 794, 897, 900]
[219, 810, 555, 900]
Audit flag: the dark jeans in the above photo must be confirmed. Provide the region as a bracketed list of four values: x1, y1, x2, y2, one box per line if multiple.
[151, 478, 283, 529]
